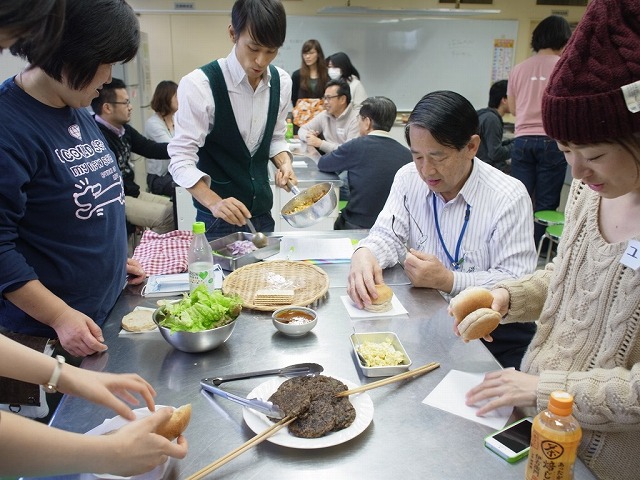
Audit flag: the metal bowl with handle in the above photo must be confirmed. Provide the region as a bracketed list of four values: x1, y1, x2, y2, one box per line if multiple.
[281, 181, 337, 228]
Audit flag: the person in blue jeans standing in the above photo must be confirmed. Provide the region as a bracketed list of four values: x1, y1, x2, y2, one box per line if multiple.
[507, 15, 573, 245]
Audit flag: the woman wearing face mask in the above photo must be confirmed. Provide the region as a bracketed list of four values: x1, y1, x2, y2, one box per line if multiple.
[326, 51, 367, 108]
[290, 39, 328, 130]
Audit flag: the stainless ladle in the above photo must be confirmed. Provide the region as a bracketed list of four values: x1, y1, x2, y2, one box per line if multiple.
[202, 362, 324, 386]
[245, 218, 268, 248]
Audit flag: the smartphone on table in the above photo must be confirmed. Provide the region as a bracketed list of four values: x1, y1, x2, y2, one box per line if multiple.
[484, 417, 533, 463]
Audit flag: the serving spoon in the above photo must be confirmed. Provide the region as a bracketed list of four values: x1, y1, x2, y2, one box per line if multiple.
[202, 362, 323, 386]
[245, 218, 269, 248]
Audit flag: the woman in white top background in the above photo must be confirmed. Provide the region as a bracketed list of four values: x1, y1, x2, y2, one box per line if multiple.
[145, 80, 178, 196]
[326, 51, 367, 108]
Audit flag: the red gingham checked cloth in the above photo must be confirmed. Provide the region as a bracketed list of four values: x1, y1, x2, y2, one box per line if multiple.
[132, 230, 194, 276]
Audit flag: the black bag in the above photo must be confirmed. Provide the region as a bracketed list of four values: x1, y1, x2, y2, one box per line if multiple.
[0, 332, 51, 418]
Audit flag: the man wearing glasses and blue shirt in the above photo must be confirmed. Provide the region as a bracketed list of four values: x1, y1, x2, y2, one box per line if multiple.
[348, 90, 538, 369]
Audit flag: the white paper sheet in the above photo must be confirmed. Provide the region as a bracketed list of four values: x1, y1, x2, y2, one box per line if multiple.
[267, 237, 354, 262]
[422, 369, 513, 430]
[340, 295, 409, 319]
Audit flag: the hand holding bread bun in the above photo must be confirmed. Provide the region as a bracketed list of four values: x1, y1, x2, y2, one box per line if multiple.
[155, 404, 192, 440]
[449, 287, 501, 342]
[364, 284, 394, 313]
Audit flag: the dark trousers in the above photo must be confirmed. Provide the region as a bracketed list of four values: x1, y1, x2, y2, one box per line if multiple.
[511, 135, 567, 244]
[196, 209, 275, 242]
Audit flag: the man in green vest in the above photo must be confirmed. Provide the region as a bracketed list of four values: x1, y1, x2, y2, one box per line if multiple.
[168, 0, 296, 239]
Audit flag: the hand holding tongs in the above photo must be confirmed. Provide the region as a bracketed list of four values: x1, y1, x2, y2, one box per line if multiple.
[200, 380, 285, 419]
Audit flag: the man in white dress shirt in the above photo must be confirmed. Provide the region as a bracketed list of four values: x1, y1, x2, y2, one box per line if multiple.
[348, 91, 538, 369]
[168, 0, 296, 239]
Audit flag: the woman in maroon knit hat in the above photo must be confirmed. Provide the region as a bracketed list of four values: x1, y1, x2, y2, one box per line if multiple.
[455, 1, 640, 478]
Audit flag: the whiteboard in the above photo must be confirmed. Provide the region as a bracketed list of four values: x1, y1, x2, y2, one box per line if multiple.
[274, 16, 519, 111]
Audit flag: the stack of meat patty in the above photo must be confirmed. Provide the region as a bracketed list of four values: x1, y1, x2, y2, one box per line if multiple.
[268, 375, 356, 438]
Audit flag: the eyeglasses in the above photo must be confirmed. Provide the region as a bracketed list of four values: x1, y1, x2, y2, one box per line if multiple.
[403, 195, 428, 249]
[111, 99, 131, 105]
[322, 94, 340, 101]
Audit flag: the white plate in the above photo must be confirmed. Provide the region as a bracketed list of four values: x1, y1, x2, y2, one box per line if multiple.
[80, 406, 172, 480]
[242, 376, 374, 449]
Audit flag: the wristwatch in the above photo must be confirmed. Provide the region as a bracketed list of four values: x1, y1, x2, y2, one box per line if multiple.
[43, 355, 66, 394]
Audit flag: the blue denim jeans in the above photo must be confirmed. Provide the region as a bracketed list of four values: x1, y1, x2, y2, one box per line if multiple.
[511, 135, 567, 243]
[195, 209, 275, 242]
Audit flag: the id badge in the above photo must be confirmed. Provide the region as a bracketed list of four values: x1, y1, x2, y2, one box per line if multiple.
[621, 239, 640, 271]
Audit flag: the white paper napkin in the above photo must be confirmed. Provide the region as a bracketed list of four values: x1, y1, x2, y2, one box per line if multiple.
[340, 295, 409, 319]
[422, 369, 513, 430]
[80, 406, 172, 479]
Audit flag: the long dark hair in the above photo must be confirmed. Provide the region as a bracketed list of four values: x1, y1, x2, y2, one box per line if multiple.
[326, 51, 361, 81]
[299, 39, 328, 96]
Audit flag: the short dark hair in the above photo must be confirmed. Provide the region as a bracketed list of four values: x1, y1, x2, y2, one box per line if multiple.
[231, 0, 286, 49]
[12, 0, 139, 90]
[150, 80, 178, 116]
[488, 80, 508, 109]
[91, 78, 127, 115]
[326, 52, 361, 80]
[326, 79, 351, 105]
[4, 0, 65, 66]
[359, 97, 397, 132]
[531, 15, 572, 52]
[405, 91, 478, 150]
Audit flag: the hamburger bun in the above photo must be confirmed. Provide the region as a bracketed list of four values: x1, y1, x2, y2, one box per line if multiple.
[456, 308, 501, 342]
[449, 288, 501, 341]
[364, 284, 393, 313]
[156, 404, 192, 440]
[121, 309, 156, 332]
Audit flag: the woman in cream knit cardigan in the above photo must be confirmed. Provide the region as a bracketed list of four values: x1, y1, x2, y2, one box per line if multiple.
[456, 1, 640, 478]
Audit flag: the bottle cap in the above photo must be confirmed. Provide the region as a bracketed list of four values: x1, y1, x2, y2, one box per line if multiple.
[192, 221, 206, 234]
[548, 390, 574, 416]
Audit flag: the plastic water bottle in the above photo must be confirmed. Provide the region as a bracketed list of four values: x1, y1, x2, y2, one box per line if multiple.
[285, 118, 294, 142]
[525, 391, 582, 480]
[188, 221, 215, 292]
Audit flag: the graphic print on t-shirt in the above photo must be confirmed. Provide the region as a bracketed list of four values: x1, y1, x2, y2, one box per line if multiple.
[54, 127, 125, 220]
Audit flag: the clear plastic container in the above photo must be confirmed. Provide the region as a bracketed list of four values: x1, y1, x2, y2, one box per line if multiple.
[188, 221, 215, 292]
[525, 390, 582, 480]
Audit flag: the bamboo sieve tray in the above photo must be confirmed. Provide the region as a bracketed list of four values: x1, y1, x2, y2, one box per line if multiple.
[221, 261, 330, 311]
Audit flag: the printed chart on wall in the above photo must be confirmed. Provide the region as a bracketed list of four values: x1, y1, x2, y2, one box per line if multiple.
[492, 38, 514, 83]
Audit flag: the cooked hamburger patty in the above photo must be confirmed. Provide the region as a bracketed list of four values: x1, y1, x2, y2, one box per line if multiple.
[267, 375, 356, 438]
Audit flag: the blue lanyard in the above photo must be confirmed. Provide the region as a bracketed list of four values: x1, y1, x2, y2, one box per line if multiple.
[432, 195, 471, 270]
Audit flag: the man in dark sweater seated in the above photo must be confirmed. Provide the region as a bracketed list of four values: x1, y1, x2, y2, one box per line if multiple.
[318, 96, 412, 229]
[92, 78, 174, 233]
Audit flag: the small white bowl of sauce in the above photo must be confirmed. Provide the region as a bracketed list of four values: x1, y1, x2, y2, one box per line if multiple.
[272, 306, 317, 337]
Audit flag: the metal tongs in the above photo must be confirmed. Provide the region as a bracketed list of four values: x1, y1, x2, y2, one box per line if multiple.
[200, 380, 285, 419]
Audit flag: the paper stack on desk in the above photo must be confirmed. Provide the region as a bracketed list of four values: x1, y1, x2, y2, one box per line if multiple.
[266, 237, 354, 264]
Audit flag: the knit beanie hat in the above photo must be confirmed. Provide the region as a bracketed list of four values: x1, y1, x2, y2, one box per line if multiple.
[542, 0, 640, 144]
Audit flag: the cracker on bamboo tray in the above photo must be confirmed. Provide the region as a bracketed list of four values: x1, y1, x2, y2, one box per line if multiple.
[253, 289, 295, 306]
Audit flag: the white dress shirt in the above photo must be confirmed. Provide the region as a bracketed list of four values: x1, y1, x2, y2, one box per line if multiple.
[359, 159, 537, 296]
[168, 45, 292, 189]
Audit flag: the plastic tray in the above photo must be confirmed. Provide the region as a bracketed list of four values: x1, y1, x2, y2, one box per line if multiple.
[210, 232, 280, 271]
[350, 332, 412, 377]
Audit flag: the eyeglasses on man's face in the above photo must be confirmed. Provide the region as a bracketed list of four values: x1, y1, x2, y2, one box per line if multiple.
[322, 94, 340, 101]
[111, 99, 131, 106]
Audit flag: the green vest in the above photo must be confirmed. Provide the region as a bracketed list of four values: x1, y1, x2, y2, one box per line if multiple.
[195, 61, 280, 216]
